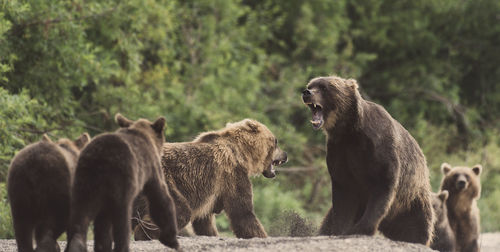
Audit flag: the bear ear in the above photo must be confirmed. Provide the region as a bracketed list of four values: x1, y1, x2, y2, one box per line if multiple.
[42, 134, 52, 142]
[115, 113, 133, 128]
[74, 133, 91, 149]
[151, 117, 166, 134]
[245, 120, 259, 133]
[346, 78, 359, 90]
[441, 163, 452, 175]
[472, 164, 482, 176]
[439, 190, 449, 202]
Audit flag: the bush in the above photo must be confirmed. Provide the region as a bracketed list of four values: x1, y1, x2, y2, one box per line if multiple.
[0, 183, 13, 239]
[268, 210, 317, 237]
[0, 88, 50, 181]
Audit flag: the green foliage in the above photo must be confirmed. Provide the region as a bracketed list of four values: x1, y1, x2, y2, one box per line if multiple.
[252, 179, 306, 229]
[0, 183, 13, 239]
[1, 0, 499, 238]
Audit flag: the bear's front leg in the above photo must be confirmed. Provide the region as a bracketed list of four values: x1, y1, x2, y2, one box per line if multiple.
[320, 183, 362, 236]
[346, 182, 396, 236]
[222, 174, 267, 238]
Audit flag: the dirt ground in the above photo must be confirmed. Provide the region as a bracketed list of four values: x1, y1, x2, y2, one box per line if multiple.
[1, 233, 498, 251]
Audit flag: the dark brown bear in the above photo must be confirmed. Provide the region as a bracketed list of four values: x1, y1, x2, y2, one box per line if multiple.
[66, 114, 178, 252]
[430, 190, 456, 252]
[302, 76, 434, 245]
[440, 163, 482, 252]
[133, 119, 288, 239]
[8, 133, 90, 252]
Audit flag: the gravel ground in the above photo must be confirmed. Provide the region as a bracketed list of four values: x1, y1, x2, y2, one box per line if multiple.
[1, 233, 498, 251]
[479, 233, 500, 252]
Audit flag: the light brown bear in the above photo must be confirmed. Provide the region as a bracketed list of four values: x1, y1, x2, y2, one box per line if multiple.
[440, 163, 482, 252]
[430, 190, 456, 252]
[8, 133, 90, 252]
[302, 76, 434, 245]
[66, 114, 178, 252]
[133, 119, 288, 239]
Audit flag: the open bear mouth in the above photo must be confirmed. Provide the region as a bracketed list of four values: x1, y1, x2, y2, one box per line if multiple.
[306, 103, 324, 130]
[263, 159, 287, 178]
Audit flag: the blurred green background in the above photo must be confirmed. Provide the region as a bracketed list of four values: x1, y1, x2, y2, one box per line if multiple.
[1, 0, 499, 238]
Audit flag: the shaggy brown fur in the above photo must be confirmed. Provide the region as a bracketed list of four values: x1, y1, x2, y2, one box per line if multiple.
[66, 114, 178, 252]
[8, 133, 90, 252]
[440, 163, 482, 252]
[133, 119, 287, 239]
[302, 76, 434, 245]
[431, 190, 456, 252]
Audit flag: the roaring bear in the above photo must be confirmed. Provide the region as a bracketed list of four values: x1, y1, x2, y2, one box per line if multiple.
[440, 163, 482, 252]
[66, 114, 179, 252]
[133, 119, 288, 239]
[430, 190, 456, 252]
[8, 133, 90, 252]
[302, 76, 434, 245]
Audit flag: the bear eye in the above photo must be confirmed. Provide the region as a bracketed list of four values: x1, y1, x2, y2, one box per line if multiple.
[320, 85, 327, 91]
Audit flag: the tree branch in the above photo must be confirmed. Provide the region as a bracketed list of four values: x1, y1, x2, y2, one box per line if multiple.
[275, 166, 319, 173]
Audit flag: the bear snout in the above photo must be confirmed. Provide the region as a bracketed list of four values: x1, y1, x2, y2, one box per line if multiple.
[302, 89, 312, 97]
[302, 89, 313, 103]
[272, 151, 288, 166]
[282, 151, 288, 163]
[456, 179, 467, 190]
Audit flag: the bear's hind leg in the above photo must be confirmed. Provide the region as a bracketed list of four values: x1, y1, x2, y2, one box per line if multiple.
[65, 215, 90, 252]
[110, 200, 133, 252]
[34, 221, 60, 252]
[94, 210, 112, 252]
[379, 197, 433, 245]
[192, 214, 218, 236]
[143, 180, 179, 249]
[66, 200, 98, 252]
[13, 217, 34, 252]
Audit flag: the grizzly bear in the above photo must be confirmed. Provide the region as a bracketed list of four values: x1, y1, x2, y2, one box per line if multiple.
[133, 119, 288, 239]
[8, 133, 90, 252]
[65, 114, 178, 252]
[440, 163, 482, 252]
[302, 76, 434, 245]
[430, 190, 456, 252]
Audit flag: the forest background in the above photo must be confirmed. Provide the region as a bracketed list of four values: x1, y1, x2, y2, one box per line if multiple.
[1, 0, 499, 238]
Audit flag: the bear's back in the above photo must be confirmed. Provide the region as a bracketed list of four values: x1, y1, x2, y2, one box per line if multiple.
[77, 133, 133, 170]
[162, 142, 221, 206]
[8, 141, 70, 188]
[8, 141, 72, 215]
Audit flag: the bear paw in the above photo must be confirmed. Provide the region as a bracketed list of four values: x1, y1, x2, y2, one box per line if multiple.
[159, 232, 180, 250]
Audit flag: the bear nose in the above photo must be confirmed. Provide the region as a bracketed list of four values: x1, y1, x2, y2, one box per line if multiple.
[457, 180, 466, 189]
[302, 89, 311, 97]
